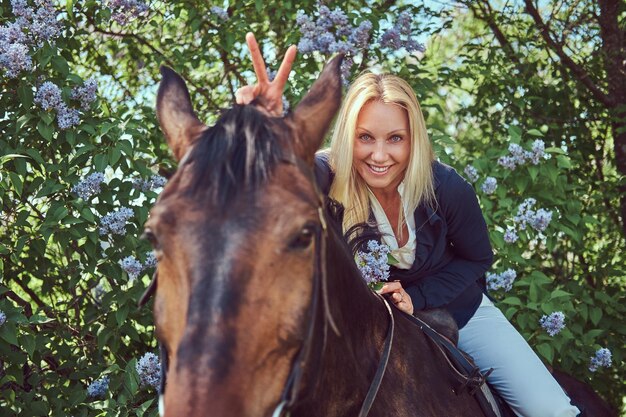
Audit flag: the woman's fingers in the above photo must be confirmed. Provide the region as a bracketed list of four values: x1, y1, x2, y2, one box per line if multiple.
[274, 45, 297, 88]
[235, 85, 256, 105]
[245, 32, 269, 84]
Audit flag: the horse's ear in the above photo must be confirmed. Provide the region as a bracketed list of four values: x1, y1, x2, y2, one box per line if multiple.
[291, 55, 343, 163]
[156, 66, 207, 162]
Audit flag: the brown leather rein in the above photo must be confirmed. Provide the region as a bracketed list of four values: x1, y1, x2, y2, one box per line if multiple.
[138, 152, 395, 417]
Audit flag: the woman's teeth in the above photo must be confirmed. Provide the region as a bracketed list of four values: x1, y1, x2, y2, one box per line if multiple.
[369, 164, 389, 173]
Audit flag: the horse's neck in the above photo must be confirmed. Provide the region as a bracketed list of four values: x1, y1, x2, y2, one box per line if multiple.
[312, 233, 390, 397]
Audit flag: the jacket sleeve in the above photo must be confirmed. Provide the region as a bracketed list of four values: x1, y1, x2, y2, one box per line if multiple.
[404, 173, 494, 310]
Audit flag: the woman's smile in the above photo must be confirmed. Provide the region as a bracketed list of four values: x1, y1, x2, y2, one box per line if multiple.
[353, 100, 411, 195]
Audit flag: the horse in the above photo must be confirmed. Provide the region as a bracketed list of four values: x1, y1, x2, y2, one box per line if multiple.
[142, 56, 616, 417]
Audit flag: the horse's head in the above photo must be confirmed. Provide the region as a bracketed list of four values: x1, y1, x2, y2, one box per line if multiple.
[144, 57, 342, 416]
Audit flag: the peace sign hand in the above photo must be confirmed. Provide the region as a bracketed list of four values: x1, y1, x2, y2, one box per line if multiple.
[235, 32, 297, 117]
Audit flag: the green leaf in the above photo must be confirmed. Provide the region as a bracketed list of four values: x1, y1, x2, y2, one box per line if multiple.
[37, 119, 54, 141]
[8, 172, 23, 196]
[94, 153, 108, 171]
[116, 304, 130, 326]
[387, 253, 399, 265]
[526, 129, 543, 137]
[550, 289, 572, 299]
[536, 343, 554, 363]
[508, 125, 522, 141]
[20, 333, 36, 358]
[51, 55, 70, 76]
[589, 307, 602, 325]
[556, 155, 572, 169]
[0, 322, 19, 345]
[17, 83, 33, 109]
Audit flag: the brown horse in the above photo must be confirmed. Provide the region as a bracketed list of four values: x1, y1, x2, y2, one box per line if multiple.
[144, 57, 616, 417]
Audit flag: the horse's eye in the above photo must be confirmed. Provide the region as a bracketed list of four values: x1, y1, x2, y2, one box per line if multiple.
[141, 228, 159, 248]
[290, 223, 316, 250]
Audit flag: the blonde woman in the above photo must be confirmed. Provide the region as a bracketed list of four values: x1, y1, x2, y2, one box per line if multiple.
[236, 33, 581, 417]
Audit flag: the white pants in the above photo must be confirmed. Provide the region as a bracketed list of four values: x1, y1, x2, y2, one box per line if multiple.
[458, 295, 580, 417]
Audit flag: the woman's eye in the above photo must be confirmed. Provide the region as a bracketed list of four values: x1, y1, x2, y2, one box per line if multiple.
[389, 135, 403, 143]
[358, 134, 372, 142]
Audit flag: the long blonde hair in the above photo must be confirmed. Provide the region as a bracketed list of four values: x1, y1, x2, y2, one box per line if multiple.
[325, 72, 435, 233]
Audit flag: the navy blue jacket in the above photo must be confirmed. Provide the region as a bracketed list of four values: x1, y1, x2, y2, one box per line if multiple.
[314, 156, 494, 328]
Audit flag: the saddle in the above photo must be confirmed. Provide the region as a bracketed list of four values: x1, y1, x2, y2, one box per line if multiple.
[407, 310, 515, 417]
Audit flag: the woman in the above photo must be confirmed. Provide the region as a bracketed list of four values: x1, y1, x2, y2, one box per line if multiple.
[236, 33, 580, 417]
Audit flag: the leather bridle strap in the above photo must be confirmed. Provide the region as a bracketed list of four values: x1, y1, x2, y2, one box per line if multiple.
[358, 294, 395, 417]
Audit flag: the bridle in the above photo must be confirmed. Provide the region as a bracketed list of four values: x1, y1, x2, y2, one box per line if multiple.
[138, 151, 395, 417]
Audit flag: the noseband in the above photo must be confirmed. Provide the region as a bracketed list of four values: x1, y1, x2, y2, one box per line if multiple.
[139, 153, 395, 417]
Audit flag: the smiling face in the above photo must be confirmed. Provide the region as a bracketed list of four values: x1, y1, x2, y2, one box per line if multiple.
[353, 100, 411, 197]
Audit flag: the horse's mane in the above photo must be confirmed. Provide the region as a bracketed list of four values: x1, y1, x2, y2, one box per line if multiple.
[180, 105, 288, 205]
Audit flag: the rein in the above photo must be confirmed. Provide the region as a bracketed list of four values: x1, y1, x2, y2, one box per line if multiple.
[271, 156, 395, 417]
[139, 151, 396, 417]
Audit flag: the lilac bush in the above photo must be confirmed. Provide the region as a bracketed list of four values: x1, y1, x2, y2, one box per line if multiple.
[136, 352, 161, 389]
[87, 376, 110, 398]
[107, 0, 149, 25]
[539, 312, 566, 336]
[71, 172, 106, 200]
[355, 240, 391, 286]
[119, 256, 144, 281]
[464, 165, 479, 183]
[486, 268, 517, 292]
[589, 348, 612, 372]
[481, 177, 497, 194]
[99, 207, 134, 236]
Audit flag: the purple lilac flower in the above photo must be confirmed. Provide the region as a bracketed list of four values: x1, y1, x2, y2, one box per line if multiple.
[481, 177, 497, 194]
[56, 104, 80, 129]
[529, 208, 552, 232]
[509, 143, 526, 165]
[513, 198, 537, 230]
[589, 348, 612, 372]
[296, 6, 374, 57]
[107, 0, 149, 25]
[282, 96, 290, 115]
[0, 310, 6, 326]
[11, 0, 32, 18]
[71, 78, 97, 110]
[119, 256, 144, 281]
[144, 251, 157, 269]
[132, 174, 167, 192]
[464, 165, 479, 183]
[0, 42, 32, 78]
[87, 376, 110, 398]
[497, 155, 517, 170]
[340, 56, 354, 85]
[529, 139, 546, 164]
[355, 240, 391, 285]
[348, 21, 372, 49]
[27, 0, 61, 45]
[486, 268, 517, 292]
[380, 27, 401, 50]
[503, 227, 518, 243]
[0, 21, 27, 46]
[99, 207, 134, 236]
[136, 352, 161, 389]
[210, 6, 228, 21]
[72, 172, 106, 200]
[539, 312, 566, 336]
[34, 81, 62, 111]
[379, 11, 424, 53]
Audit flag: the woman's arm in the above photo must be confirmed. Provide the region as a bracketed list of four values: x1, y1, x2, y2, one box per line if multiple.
[404, 172, 494, 310]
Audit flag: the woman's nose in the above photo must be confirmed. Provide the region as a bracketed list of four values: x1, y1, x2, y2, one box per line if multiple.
[370, 141, 387, 163]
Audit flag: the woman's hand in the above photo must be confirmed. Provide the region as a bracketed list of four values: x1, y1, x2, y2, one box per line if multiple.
[235, 32, 297, 117]
[378, 281, 414, 315]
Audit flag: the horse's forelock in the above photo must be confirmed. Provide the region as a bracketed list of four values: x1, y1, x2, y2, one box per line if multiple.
[180, 105, 291, 205]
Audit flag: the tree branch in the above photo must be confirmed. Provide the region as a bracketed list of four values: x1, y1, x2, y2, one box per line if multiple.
[523, 0, 614, 107]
